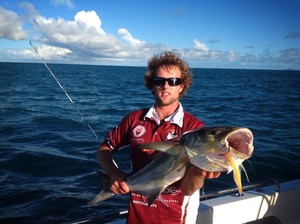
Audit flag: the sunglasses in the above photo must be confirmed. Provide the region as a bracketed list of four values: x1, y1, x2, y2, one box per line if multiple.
[151, 77, 183, 87]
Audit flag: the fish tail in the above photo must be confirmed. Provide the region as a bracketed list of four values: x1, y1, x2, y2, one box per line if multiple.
[87, 170, 115, 206]
[223, 153, 243, 196]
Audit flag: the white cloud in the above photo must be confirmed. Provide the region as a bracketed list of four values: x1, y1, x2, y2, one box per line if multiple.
[0, 44, 72, 61]
[279, 48, 300, 64]
[32, 10, 122, 57]
[74, 11, 105, 34]
[18, 2, 40, 23]
[34, 10, 107, 40]
[227, 50, 238, 62]
[118, 28, 146, 47]
[26, 7, 154, 63]
[193, 39, 209, 52]
[32, 44, 72, 59]
[0, 7, 27, 40]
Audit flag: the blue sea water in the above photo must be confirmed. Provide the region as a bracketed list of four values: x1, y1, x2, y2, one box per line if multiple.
[0, 62, 299, 223]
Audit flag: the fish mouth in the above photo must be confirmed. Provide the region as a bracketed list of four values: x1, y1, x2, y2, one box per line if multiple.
[223, 128, 254, 157]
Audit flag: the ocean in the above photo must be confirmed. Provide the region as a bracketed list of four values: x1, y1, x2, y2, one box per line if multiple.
[0, 62, 299, 223]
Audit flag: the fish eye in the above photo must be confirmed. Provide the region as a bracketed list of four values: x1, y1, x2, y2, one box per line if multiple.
[209, 129, 216, 135]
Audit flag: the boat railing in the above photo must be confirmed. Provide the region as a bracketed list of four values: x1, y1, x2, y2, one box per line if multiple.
[200, 179, 280, 200]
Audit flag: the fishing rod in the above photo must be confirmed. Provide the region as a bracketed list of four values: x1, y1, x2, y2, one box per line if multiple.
[29, 40, 100, 143]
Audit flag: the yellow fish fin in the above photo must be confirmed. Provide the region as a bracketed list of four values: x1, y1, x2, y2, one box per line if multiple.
[223, 153, 243, 196]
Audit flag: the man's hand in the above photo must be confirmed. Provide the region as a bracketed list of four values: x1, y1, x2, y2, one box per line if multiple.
[110, 171, 130, 194]
[98, 148, 130, 195]
[194, 167, 221, 179]
[180, 165, 222, 195]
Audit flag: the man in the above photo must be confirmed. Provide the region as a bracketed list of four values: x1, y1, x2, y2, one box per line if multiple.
[98, 51, 220, 223]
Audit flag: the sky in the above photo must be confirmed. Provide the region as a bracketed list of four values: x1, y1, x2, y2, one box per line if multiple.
[0, 0, 299, 70]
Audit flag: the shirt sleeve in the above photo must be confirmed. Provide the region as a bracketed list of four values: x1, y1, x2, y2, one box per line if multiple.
[100, 113, 132, 151]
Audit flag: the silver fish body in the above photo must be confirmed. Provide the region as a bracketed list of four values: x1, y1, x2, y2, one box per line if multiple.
[88, 145, 189, 206]
[125, 149, 189, 205]
[88, 126, 254, 206]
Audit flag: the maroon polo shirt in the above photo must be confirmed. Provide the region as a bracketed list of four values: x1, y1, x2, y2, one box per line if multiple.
[101, 104, 204, 224]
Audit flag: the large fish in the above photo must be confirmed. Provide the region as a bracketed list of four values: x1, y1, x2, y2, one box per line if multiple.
[88, 126, 254, 206]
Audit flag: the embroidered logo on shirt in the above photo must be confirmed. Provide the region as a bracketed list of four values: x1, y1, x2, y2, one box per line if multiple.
[132, 125, 146, 138]
[162, 186, 181, 195]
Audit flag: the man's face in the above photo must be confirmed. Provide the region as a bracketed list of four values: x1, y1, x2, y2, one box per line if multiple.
[152, 66, 184, 107]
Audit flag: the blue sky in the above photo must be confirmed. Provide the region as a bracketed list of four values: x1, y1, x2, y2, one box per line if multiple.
[0, 0, 299, 70]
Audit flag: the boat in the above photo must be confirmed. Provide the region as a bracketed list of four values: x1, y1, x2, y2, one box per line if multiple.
[196, 179, 300, 224]
[71, 178, 300, 224]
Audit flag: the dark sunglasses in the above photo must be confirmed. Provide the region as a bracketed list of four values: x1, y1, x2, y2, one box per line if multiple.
[151, 77, 183, 87]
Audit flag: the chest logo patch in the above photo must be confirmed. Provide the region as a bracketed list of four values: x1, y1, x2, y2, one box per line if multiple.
[132, 125, 146, 138]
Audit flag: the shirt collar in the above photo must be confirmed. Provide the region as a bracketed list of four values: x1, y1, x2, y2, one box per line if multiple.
[144, 102, 184, 127]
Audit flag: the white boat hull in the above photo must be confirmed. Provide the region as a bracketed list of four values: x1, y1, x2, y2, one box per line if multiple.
[197, 179, 300, 224]
[77, 179, 300, 224]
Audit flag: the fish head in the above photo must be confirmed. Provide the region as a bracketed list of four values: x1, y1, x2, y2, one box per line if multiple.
[181, 126, 254, 171]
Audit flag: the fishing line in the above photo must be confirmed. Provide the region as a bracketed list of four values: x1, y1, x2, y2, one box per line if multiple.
[29, 40, 100, 143]
[29, 41, 131, 216]
[200, 184, 214, 219]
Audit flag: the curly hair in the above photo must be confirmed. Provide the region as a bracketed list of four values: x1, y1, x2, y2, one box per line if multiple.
[144, 51, 192, 97]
